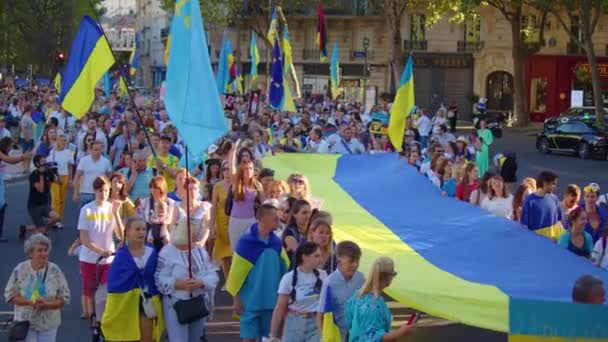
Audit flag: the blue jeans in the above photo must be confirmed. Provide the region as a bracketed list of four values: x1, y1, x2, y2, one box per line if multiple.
[419, 135, 429, 149]
[283, 313, 320, 342]
[25, 326, 58, 342]
[79, 193, 95, 210]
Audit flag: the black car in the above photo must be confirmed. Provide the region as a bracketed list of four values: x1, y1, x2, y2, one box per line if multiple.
[536, 115, 608, 159]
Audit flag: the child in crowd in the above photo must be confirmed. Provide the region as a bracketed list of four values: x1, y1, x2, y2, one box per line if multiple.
[317, 240, 365, 340]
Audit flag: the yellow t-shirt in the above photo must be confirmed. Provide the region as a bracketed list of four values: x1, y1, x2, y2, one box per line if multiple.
[147, 154, 179, 191]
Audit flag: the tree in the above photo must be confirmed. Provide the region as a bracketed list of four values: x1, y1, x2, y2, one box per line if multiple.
[549, 0, 607, 124]
[368, 0, 411, 93]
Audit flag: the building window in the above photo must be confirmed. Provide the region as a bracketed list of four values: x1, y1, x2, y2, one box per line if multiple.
[529, 77, 547, 113]
[486, 71, 514, 111]
[521, 15, 538, 43]
[464, 16, 481, 42]
[410, 14, 426, 41]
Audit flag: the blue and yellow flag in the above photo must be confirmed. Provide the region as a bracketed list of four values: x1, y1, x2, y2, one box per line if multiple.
[321, 286, 342, 342]
[269, 39, 284, 110]
[53, 72, 61, 94]
[226, 224, 289, 296]
[330, 42, 340, 100]
[165, 0, 227, 159]
[59, 16, 114, 118]
[101, 246, 164, 341]
[216, 35, 232, 94]
[250, 31, 260, 84]
[103, 72, 111, 96]
[263, 153, 608, 341]
[129, 35, 138, 76]
[267, 7, 278, 46]
[388, 55, 415, 152]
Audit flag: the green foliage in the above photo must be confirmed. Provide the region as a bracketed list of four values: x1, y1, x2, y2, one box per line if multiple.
[1, 0, 104, 75]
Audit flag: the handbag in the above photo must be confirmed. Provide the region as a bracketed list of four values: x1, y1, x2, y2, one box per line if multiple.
[8, 320, 30, 341]
[9, 266, 47, 341]
[173, 294, 209, 325]
[140, 291, 157, 319]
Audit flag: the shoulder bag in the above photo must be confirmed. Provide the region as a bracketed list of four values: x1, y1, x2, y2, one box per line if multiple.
[172, 249, 209, 324]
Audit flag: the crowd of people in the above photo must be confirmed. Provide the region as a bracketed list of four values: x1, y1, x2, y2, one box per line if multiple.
[0, 78, 606, 342]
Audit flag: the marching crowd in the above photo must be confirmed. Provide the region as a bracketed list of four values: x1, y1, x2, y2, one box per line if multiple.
[0, 79, 607, 342]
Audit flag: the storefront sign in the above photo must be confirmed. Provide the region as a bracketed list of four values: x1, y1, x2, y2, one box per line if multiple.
[352, 51, 367, 58]
[412, 54, 472, 69]
[577, 63, 608, 77]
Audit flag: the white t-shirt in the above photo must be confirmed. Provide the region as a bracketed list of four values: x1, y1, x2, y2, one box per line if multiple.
[77, 201, 116, 264]
[416, 116, 432, 137]
[77, 155, 112, 194]
[278, 268, 327, 312]
[48, 148, 74, 176]
[481, 195, 514, 218]
[591, 238, 608, 269]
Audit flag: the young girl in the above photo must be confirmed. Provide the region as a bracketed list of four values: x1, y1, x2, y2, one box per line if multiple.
[269, 242, 327, 342]
[308, 218, 337, 274]
[282, 200, 312, 266]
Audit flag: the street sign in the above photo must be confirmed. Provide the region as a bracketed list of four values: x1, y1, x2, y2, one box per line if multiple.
[352, 51, 367, 58]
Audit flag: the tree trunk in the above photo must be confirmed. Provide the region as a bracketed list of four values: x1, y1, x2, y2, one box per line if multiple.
[510, 17, 529, 127]
[388, 14, 403, 93]
[585, 40, 605, 124]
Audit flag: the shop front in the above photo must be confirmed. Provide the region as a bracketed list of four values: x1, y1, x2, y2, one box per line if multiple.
[525, 55, 608, 122]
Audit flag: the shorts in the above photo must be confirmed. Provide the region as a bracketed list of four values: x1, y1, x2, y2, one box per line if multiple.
[19, 138, 34, 152]
[240, 310, 273, 339]
[28, 204, 50, 227]
[79, 261, 110, 297]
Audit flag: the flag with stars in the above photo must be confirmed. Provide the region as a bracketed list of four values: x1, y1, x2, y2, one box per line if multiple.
[269, 38, 284, 110]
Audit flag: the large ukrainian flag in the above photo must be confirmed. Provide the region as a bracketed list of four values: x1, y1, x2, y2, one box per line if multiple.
[263, 153, 608, 341]
[58, 16, 114, 118]
[388, 55, 415, 152]
[101, 246, 164, 341]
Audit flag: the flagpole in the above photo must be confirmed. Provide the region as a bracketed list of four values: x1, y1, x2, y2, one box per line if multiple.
[266, 0, 272, 90]
[86, 1, 157, 158]
[185, 145, 193, 278]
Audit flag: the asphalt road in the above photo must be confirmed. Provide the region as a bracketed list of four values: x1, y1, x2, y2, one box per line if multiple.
[0, 127, 605, 341]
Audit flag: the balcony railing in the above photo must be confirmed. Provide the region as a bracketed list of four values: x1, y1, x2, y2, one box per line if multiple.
[403, 40, 428, 51]
[457, 40, 484, 52]
[349, 50, 374, 61]
[567, 42, 584, 55]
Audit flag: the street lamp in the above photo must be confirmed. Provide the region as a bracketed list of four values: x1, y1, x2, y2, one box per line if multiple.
[362, 37, 369, 86]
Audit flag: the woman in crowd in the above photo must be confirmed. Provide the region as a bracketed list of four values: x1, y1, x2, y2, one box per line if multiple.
[227, 160, 260, 251]
[308, 218, 337, 274]
[211, 161, 233, 285]
[267, 180, 288, 200]
[280, 127, 303, 151]
[101, 217, 161, 342]
[481, 176, 513, 218]
[4, 234, 70, 342]
[276, 197, 296, 239]
[175, 177, 211, 247]
[428, 156, 447, 189]
[168, 168, 188, 202]
[441, 160, 458, 197]
[456, 163, 478, 202]
[287, 174, 311, 202]
[283, 199, 312, 265]
[155, 213, 219, 342]
[346, 256, 414, 341]
[580, 183, 608, 243]
[109, 172, 136, 221]
[470, 172, 494, 207]
[512, 181, 536, 222]
[35, 126, 57, 157]
[558, 207, 594, 258]
[455, 136, 472, 161]
[78, 176, 123, 319]
[475, 118, 494, 177]
[76, 132, 95, 164]
[138, 176, 174, 252]
[268, 242, 326, 342]
[47, 133, 73, 223]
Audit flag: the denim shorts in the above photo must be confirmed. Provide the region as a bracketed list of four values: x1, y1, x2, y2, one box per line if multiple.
[283, 312, 320, 342]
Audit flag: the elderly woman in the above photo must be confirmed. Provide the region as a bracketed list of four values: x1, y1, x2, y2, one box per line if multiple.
[4, 234, 70, 342]
[155, 212, 219, 342]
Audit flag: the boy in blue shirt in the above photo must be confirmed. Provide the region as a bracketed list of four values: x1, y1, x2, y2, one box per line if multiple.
[521, 170, 563, 240]
[317, 240, 365, 341]
[226, 203, 288, 342]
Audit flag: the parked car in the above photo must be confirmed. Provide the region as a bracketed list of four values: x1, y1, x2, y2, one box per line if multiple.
[536, 115, 608, 159]
[559, 106, 608, 117]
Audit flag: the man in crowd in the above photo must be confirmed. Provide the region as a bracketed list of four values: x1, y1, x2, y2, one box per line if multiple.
[147, 135, 179, 192]
[19, 104, 35, 152]
[520, 171, 563, 240]
[572, 275, 605, 304]
[78, 118, 108, 154]
[126, 150, 155, 201]
[330, 126, 365, 154]
[307, 128, 329, 153]
[73, 141, 112, 207]
[20, 155, 61, 238]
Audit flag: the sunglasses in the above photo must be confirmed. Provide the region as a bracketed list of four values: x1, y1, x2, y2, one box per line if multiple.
[292, 178, 305, 184]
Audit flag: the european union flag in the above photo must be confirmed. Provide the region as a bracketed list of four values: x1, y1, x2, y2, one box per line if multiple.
[269, 39, 284, 110]
[165, 0, 227, 158]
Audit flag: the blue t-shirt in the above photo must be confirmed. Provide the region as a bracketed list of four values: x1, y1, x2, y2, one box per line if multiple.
[557, 231, 594, 257]
[122, 167, 154, 200]
[442, 178, 458, 197]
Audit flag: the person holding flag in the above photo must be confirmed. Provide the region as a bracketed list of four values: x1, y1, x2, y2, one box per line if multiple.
[388, 55, 415, 152]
